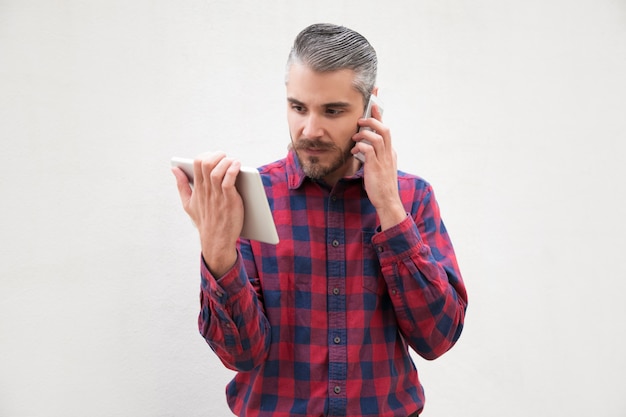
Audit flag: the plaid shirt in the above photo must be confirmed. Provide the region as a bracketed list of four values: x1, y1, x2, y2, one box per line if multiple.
[199, 150, 468, 417]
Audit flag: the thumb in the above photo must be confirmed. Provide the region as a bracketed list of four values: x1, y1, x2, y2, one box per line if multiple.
[172, 167, 192, 206]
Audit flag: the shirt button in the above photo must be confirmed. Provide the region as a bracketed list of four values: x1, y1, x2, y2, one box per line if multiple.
[332, 288, 340, 295]
[377, 246, 384, 253]
[332, 239, 340, 247]
[334, 386, 341, 394]
[214, 290, 223, 297]
[333, 336, 341, 344]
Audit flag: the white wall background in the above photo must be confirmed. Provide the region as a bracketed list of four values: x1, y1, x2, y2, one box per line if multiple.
[1, 1, 625, 416]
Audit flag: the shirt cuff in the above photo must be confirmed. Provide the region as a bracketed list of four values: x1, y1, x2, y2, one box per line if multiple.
[371, 215, 427, 265]
[200, 252, 248, 302]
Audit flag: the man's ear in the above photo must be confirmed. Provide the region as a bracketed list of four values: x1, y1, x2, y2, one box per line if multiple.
[371, 86, 379, 96]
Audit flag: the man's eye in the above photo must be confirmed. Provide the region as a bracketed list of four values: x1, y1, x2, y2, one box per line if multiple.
[292, 105, 305, 113]
[326, 108, 343, 116]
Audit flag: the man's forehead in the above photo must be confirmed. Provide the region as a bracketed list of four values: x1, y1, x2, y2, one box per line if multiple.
[286, 64, 363, 107]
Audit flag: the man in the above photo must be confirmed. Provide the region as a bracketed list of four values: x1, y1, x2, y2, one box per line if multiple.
[173, 23, 468, 417]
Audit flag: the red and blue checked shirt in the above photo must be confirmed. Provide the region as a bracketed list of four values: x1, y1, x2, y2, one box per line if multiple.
[198, 150, 468, 417]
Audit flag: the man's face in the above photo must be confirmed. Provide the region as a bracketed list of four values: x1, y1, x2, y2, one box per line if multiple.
[286, 63, 365, 184]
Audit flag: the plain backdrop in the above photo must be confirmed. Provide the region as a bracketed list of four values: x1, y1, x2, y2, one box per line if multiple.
[1, 1, 625, 416]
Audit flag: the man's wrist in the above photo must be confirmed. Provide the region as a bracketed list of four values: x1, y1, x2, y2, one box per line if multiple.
[202, 249, 237, 278]
[377, 202, 407, 231]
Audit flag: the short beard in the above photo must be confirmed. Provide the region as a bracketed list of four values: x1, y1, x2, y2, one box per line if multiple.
[289, 137, 355, 180]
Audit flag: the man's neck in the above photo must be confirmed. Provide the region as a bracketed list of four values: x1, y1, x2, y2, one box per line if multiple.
[322, 157, 362, 186]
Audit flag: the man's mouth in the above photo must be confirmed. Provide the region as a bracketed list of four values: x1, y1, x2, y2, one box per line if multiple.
[296, 139, 334, 153]
[303, 147, 328, 155]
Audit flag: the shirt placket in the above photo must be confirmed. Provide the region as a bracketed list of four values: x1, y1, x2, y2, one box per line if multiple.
[326, 190, 347, 416]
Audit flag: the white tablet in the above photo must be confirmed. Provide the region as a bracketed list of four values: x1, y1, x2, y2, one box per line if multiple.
[171, 157, 279, 245]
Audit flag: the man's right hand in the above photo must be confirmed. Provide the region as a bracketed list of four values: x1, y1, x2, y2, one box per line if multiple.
[172, 152, 244, 277]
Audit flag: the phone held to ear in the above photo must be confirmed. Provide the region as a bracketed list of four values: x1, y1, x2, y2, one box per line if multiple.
[354, 94, 384, 163]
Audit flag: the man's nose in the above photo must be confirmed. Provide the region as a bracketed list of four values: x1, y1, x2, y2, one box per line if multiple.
[302, 113, 324, 138]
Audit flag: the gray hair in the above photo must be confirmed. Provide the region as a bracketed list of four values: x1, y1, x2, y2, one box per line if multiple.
[286, 23, 378, 106]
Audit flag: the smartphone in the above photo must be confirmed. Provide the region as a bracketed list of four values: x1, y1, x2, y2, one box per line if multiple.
[354, 94, 384, 163]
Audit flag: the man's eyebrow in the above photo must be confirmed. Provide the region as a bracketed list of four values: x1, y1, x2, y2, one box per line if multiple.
[323, 101, 351, 108]
[287, 97, 304, 106]
[287, 97, 352, 108]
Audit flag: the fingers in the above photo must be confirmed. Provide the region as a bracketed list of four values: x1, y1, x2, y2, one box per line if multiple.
[222, 159, 242, 192]
[194, 152, 240, 199]
[352, 117, 391, 163]
[182, 151, 244, 234]
[371, 103, 383, 121]
[193, 151, 226, 188]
